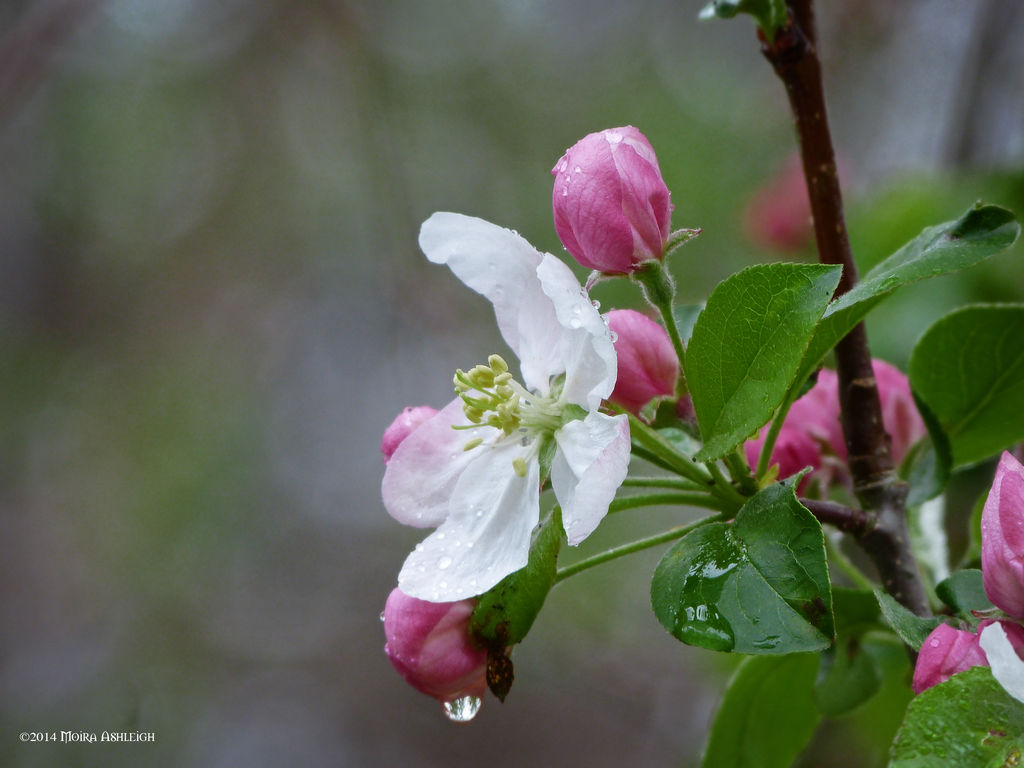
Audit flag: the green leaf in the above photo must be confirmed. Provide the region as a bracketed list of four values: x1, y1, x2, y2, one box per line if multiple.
[909, 304, 1024, 467]
[935, 569, 995, 617]
[702, 653, 820, 768]
[874, 590, 944, 651]
[672, 303, 704, 344]
[814, 588, 885, 716]
[470, 509, 562, 649]
[815, 641, 882, 717]
[687, 263, 841, 461]
[698, 0, 788, 40]
[795, 204, 1020, 389]
[651, 481, 834, 653]
[890, 666, 1024, 767]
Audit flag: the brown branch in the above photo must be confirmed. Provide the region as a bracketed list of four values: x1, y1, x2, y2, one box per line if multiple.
[799, 498, 869, 536]
[761, 0, 930, 616]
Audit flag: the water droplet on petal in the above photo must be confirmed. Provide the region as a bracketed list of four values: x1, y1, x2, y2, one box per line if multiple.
[438, 556, 453, 570]
[591, 299, 601, 309]
[609, 331, 619, 342]
[569, 318, 582, 329]
[436, 533, 446, 540]
[442, 695, 481, 723]
[379, 611, 386, 622]
[605, 130, 623, 144]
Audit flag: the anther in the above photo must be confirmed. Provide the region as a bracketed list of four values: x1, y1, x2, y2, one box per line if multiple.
[512, 457, 528, 477]
[488, 355, 509, 373]
[463, 437, 484, 452]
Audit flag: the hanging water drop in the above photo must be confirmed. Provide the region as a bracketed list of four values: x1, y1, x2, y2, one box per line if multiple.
[442, 695, 482, 723]
[379, 611, 386, 622]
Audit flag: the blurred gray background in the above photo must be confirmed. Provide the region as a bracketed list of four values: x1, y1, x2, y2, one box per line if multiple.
[2, 1, 1023, 766]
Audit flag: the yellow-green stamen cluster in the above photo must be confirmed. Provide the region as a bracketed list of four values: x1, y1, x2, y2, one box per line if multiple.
[453, 354, 521, 435]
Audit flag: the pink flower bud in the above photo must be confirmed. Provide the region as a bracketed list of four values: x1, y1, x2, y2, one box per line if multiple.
[606, 309, 678, 414]
[912, 622, 989, 693]
[381, 406, 439, 463]
[744, 370, 837, 488]
[800, 360, 924, 465]
[912, 620, 1024, 694]
[982, 452, 1024, 618]
[552, 127, 673, 274]
[382, 587, 487, 703]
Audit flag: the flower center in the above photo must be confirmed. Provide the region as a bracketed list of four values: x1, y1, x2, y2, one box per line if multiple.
[452, 355, 564, 476]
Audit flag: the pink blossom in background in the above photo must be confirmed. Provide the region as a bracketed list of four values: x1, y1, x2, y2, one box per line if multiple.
[873, 359, 928, 464]
[552, 126, 673, 274]
[382, 587, 487, 704]
[606, 309, 678, 415]
[743, 154, 813, 253]
[381, 406, 439, 463]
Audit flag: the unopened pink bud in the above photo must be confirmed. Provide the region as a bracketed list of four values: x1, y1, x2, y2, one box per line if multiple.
[744, 370, 837, 487]
[744, 422, 822, 489]
[912, 622, 989, 693]
[606, 309, 678, 414]
[552, 126, 673, 274]
[982, 452, 1024, 618]
[803, 361, 924, 464]
[381, 406, 439, 463]
[912, 619, 1024, 694]
[382, 587, 487, 703]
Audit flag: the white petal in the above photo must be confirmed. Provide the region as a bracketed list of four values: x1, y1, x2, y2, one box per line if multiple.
[536, 254, 617, 409]
[397, 438, 541, 601]
[980, 622, 1024, 703]
[419, 213, 564, 393]
[551, 412, 630, 545]
[382, 398, 492, 528]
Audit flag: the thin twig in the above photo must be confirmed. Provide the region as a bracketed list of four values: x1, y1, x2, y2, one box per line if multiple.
[761, 0, 929, 616]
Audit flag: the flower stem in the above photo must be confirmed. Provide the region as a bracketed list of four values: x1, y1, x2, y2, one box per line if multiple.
[756, 393, 795, 480]
[632, 260, 688, 395]
[609, 492, 726, 515]
[621, 476, 707, 491]
[554, 514, 724, 583]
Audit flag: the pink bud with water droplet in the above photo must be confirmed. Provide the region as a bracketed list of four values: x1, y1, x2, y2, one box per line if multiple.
[912, 622, 989, 693]
[552, 126, 673, 274]
[912, 619, 1024, 694]
[381, 406, 439, 463]
[382, 587, 487, 704]
[982, 452, 1024, 618]
[606, 309, 678, 414]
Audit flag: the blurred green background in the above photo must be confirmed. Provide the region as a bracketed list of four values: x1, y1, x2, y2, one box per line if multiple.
[2, 1, 1022, 766]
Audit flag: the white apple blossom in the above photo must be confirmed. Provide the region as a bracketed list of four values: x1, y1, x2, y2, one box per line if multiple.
[382, 212, 631, 602]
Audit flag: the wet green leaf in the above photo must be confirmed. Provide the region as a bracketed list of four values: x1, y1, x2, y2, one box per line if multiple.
[687, 263, 840, 460]
[890, 667, 1024, 767]
[651, 481, 833, 653]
